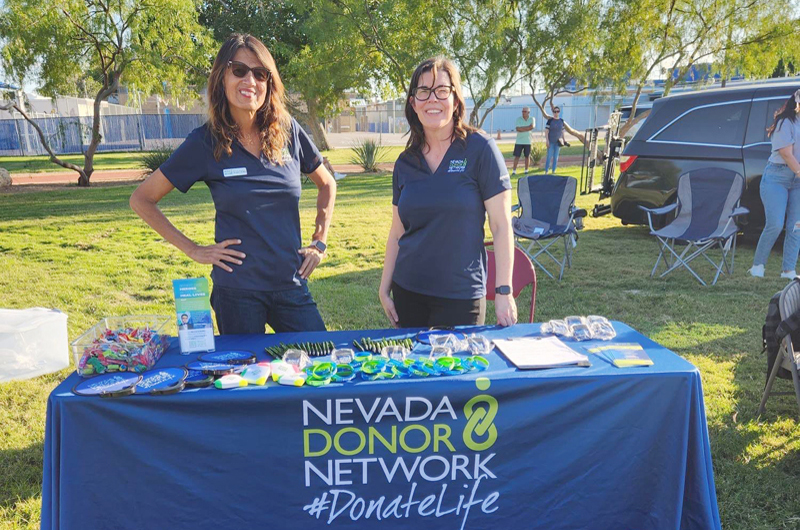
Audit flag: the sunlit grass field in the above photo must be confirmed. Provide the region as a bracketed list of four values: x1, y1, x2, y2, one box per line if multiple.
[1, 166, 799, 529]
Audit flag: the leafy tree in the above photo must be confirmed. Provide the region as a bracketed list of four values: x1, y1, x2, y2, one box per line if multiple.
[443, 0, 526, 128]
[523, 0, 606, 147]
[0, 0, 212, 185]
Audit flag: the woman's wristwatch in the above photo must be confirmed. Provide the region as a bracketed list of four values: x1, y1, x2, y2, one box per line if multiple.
[310, 240, 327, 254]
[495, 285, 511, 295]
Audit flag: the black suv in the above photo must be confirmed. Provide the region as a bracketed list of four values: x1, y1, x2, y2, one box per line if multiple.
[611, 81, 800, 231]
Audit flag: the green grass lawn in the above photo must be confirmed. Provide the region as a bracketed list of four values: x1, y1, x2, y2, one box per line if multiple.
[1, 168, 799, 529]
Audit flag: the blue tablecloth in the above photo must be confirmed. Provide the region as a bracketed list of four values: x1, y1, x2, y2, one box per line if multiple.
[42, 322, 720, 530]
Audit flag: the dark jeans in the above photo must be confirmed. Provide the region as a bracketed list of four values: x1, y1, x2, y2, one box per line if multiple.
[392, 282, 485, 328]
[210, 284, 326, 335]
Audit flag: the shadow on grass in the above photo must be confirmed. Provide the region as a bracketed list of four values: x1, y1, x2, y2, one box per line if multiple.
[0, 441, 44, 510]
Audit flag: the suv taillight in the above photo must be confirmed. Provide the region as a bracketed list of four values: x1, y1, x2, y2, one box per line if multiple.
[619, 154, 637, 173]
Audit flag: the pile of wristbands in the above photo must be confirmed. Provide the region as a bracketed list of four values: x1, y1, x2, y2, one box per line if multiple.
[297, 353, 490, 387]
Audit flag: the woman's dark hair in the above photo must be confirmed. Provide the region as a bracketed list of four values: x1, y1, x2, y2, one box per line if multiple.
[767, 89, 800, 138]
[207, 33, 291, 163]
[404, 57, 476, 155]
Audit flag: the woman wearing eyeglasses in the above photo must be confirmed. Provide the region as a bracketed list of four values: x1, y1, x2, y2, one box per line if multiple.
[379, 57, 517, 328]
[130, 34, 336, 334]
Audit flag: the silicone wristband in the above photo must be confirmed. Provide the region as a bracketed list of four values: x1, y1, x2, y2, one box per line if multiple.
[311, 362, 337, 379]
[306, 376, 331, 387]
[331, 364, 355, 382]
[420, 359, 439, 376]
[361, 359, 386, 375]
[434, 357, 457, 374]
[408, 362, 431, 377]
[466, 356, 489, 371]
[354, 352, 372, 363]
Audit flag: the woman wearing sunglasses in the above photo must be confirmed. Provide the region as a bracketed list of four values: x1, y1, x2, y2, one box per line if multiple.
[379, 57, 517, 328]
[131, 34, 336, 334]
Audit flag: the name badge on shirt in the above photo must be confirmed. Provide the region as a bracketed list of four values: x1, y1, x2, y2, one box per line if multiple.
[223, 167, 248, 178]
[448, 158, 468, 173]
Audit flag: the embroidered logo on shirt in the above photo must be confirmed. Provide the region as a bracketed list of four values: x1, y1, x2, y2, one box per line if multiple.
[448, 158, 468, 173]
[281, 147, 292, 163]
[223, 167, 248, 177]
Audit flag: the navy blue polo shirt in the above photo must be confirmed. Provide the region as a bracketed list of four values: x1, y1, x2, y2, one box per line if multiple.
[392, 132, 511, 299]
[160, 118, 322, 292]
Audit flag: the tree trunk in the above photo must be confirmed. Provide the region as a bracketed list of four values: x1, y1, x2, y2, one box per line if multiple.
[0, 101, 90, 184]
[305, 98, 331, 151]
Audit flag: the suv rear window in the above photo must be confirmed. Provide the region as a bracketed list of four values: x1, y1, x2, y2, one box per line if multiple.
[651, 101, 749, 146]
[745, 98, 787, 145]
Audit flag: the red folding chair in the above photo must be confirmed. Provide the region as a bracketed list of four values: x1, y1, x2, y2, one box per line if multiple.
[485, 241, 537, 323]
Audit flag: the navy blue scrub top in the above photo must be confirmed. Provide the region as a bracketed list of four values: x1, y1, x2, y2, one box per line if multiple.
[392, 132, 511, 299]
[160, 118, 323, 292]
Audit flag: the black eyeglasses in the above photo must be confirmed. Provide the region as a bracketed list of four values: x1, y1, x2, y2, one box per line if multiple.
[227, 61, 271, 83]
[412, 85, 454, 101]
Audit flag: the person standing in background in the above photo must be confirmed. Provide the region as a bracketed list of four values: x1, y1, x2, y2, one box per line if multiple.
[544, 106, 567, 174]
[512, 107, 534, 175]
[749, 89, 800, 279]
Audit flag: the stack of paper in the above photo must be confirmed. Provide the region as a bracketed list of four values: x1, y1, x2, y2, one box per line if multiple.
[493, 336, 590, 369]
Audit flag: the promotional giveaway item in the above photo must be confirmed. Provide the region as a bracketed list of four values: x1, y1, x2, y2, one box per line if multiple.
[240, 363, 271, 385]
[415, 328, 467, 346]
[185, 361, 235, 376]
[214, 373, 247, 389]
[353, 336, 414, 354]
[331, 348, 355, 365]
[198, 351, 257, 365]
[585, 343, 654, 367]
[135, 367, 187, 395]
[541, 315, 616, 341]
[264, 341, 335, 359]
[283, 349, 312, 370]
[184, 369, 215, 388]
[72, 316, 170, 377]
[271, 360, 300, 382]
[278, 372, 307, 387]
[172, 278, 215, 354]
[72, 372, 141, 397]
[467, 334, 493, 355]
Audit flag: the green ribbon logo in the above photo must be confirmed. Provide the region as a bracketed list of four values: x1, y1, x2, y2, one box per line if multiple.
[462, 378, 498, 451]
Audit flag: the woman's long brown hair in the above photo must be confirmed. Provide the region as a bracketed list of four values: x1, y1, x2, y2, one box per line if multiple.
[404, 57, 476, 156]
[207, 33, 291, 163]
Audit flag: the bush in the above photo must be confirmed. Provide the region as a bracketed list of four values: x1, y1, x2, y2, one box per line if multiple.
[350, 138, 387, 172]
[142, 145, 175, 172]
[530, 142, 545, 165]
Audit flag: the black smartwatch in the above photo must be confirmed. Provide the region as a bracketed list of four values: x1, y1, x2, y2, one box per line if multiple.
[310, 240, 327, 253]
[495, 285, 511, 295]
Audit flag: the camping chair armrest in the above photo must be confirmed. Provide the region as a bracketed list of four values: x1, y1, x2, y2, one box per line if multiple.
[571, 208, 588, 219]
[638, 203, 678, 216]
[729, 206, 749, 218]
[638, 203, 678, 232]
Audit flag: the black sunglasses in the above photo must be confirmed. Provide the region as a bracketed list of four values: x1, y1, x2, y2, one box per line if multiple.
[227, 61, 271, 83]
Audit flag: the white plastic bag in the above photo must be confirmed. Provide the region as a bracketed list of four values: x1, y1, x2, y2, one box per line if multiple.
[0, 308, 69, 383]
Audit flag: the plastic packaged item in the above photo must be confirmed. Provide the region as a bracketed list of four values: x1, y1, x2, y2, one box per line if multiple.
[565, 316, 586, 328]
[467, 334, 493, 355]
[331, 348, 355, 365]
[590, 321, 616, 340]
[240, 364, 272, 386]
[381, 345, 409, 362]
[214, 374, 247, 389]
[71, 315, 171, 377]
[429, 345, 452, 360]
[570, 324, 594, 341]
[282, 349, 312, 370]
[542, 319, 570, 337]
[278, 373, 307, 387]
[0, 308, 69, 383]
[271, 360, 300, 382]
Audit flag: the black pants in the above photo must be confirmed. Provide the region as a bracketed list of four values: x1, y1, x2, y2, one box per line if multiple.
[392, 282, 485, 328]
